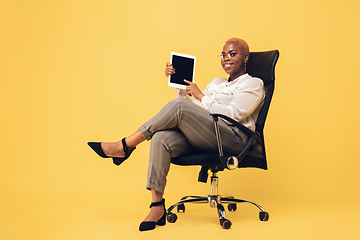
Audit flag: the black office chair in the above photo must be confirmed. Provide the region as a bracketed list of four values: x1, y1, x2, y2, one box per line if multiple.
[166, 50, 279, 229]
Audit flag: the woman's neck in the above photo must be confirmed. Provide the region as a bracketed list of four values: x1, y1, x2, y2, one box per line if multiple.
[229, 71, 246, 82]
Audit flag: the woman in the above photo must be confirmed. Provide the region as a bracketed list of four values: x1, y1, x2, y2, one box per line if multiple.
[88, 38, 265, 231]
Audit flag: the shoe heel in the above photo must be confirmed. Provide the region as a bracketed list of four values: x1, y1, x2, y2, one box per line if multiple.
[156, 212, 166, 226]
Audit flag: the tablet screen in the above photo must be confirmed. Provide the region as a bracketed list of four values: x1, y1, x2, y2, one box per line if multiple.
[168, 52, 196, 89]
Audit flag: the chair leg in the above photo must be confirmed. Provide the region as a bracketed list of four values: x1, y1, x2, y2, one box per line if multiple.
[220, 197, 266, 212]
[215, 200, 232, 229]
[180, 195, 208, 201]
[220, 197, 269, 221]
[166, 196, 208, 213]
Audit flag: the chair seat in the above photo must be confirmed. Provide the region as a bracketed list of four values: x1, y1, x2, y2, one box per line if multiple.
[171, 153, 221, 166]
[171, 153, 267, 169]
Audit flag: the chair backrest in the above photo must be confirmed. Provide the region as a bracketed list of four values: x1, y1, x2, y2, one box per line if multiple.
[238, 50, 279, 170]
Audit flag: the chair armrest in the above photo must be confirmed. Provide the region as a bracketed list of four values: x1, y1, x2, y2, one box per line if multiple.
[210, 113, 256, 169]
[210, 113, 255, 137]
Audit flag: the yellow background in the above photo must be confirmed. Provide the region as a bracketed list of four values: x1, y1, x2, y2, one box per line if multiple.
[1, 0, 359, 239]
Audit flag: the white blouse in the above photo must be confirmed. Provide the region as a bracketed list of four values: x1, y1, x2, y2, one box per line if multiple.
[175, 73, 265, 132]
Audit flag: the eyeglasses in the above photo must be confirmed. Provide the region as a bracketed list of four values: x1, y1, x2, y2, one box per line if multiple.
[218, 52, 239, 59]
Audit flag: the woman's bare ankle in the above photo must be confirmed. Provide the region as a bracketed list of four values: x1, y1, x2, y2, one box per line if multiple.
[125, 130, 146, 149]
[143, 205, 164, 222]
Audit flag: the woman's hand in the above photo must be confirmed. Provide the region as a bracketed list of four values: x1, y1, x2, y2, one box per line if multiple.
[184, 80, 204, 101]
[165, 62, 175, 77]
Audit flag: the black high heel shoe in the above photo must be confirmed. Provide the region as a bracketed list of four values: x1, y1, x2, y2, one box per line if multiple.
[87, 138, 136, 166]
[139, 199, 166, 232]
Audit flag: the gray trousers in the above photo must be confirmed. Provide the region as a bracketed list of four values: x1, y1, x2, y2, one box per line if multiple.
[139, 98, 247, 193]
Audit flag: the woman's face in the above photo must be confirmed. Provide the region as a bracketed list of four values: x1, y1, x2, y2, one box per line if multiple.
[221, 42, 248, 81]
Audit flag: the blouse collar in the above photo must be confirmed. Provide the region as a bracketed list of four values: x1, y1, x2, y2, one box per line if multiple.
[227, 73, 250, 83]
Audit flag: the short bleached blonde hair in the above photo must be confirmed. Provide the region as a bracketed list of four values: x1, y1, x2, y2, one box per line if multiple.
[225, 38, 249, 55]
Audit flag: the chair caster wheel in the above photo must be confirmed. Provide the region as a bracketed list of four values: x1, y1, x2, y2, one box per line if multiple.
[220, 218, 232, 229]
[167, 212, 178, 223]
[177, 203, 185, 213]
[228, 203, 237, 211]
[259, 211, 269, 221]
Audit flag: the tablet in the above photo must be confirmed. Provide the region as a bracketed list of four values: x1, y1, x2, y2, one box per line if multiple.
[168, 52, 196, 89]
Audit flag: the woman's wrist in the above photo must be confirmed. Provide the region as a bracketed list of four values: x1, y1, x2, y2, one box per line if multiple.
[196, 93, 205, 101]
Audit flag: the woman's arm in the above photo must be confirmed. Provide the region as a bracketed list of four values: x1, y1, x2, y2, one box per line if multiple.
[200, 78, 264, 122]
[184, 80, 205, 101]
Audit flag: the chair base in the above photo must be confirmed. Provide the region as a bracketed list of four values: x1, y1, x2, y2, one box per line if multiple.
[166, 195, 269, 228]
[166, 172, 269, 228]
